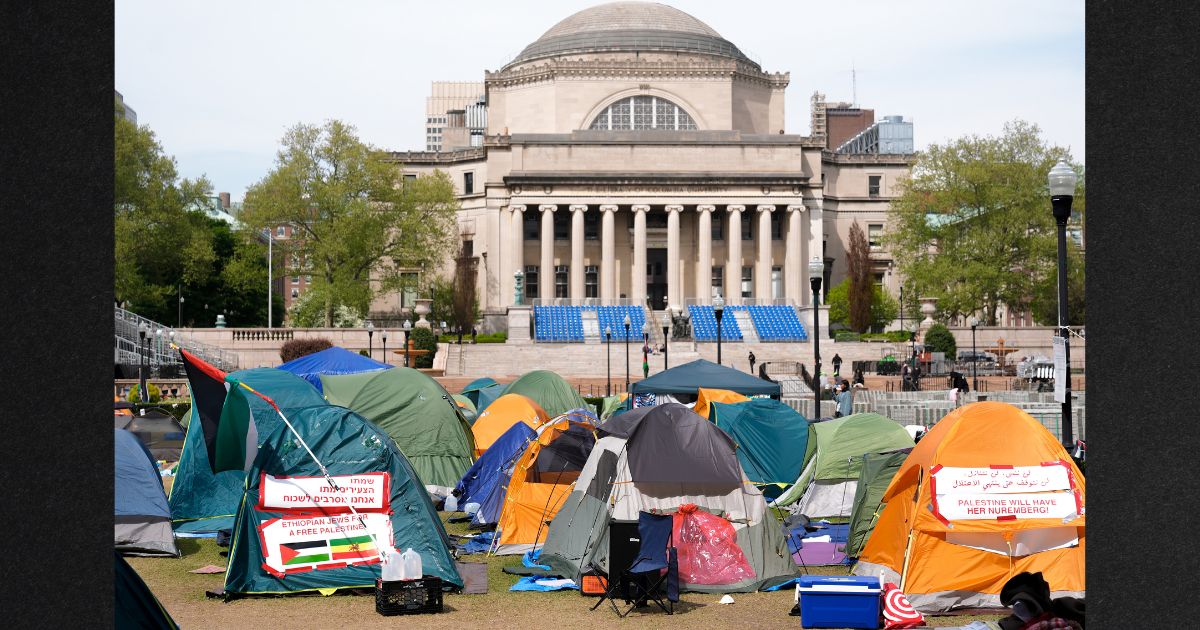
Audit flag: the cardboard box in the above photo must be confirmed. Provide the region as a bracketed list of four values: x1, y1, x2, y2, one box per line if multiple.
[797, 575, 881, 629]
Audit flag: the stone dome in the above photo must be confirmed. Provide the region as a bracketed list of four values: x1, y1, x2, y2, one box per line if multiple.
[506, 2, 756, 69]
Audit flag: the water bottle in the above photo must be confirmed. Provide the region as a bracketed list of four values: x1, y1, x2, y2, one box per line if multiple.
[381, 549, 405, 581]
[399, 548, 423, 580]
[444, 494, 458, 512]
[464, 502, 480, 516]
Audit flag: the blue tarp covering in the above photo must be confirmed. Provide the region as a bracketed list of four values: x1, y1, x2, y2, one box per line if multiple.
[510, 576, 578, 591]
[453, 422, 536, 526]
[115, 429, 170, 519]
[277, 346, 391, 393]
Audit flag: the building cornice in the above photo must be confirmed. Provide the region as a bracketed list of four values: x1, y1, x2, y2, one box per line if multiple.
[820, 150, 915, 166]
[384, 148, 486, 165]
[504, 171, 811, 187]
[486, 57, 788, 90]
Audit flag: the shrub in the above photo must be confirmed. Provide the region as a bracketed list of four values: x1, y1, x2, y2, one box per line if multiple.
[834, 331, 861, 342]
[127, 383, 162, 403]
[923, 323, 957, 356]
[279, 337, 334, 363]
[410, 327, 437, 369]
[475, 332, 507, 344]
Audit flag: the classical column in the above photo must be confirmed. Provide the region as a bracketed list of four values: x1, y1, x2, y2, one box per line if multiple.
[807, 197, 824, 306]
[510, 205, 525, 305]
[785, 205, 805, 303]
[569, 204, 586, 299]
[539, 204, 556, 300]
[696, 205, 714, 304]
[600, 205, 617, 300]
[630, 205, 648, 306]
[726, 205, 744, 304]
[756, 205, 775, 300]
[666, 205, 682, 311]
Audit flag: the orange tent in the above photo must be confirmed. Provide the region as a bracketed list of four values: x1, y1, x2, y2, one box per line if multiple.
[492, 416, 596, 555]
[855, 401, 1085, 612]
[471, 394, 550, 457]
[693, 387, 749, 419]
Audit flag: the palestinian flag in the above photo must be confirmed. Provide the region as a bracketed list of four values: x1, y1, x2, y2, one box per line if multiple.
[329, 534, 377, 561]
[280, 539, 331, 566]
[212, 382, 259, 474]
[178, 348, 230, 472]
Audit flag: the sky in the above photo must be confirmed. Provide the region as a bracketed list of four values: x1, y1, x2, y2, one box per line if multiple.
[116, 0, 1084, 202]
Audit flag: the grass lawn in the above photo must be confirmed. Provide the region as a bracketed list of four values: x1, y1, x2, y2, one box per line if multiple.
[127, 514, 1005, 629]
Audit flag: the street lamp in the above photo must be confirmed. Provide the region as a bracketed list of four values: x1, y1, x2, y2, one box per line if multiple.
[970, 317, 980, 392]
[1049, 160, 1078, 448]
[366, 320, 375, 358]
[137, 321, 148, 403]
[605, 325, 613, 396]
[662, 313, 671, 371]
[713, 295, 725, 365]
[623, 314, 631, 392]
[403, 319, 413, 368]
[261, 228, 273, 329]
[381, 330, 388, 365]
[809, 257, 824, 420]
[154, 328, 163, 377]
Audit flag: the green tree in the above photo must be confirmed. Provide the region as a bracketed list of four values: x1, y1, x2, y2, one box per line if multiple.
[1029, 241, 1085, 326]
[923, 323, 957, 356]
[884, 120, 1084, 325]
[828, 279, 900, 332]
[115, 104, 215, 319]
[241, 120, 460, 327]
[846, 221, 873, 332]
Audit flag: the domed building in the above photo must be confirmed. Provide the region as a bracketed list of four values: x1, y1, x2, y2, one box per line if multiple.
[384, 2, 913, 339]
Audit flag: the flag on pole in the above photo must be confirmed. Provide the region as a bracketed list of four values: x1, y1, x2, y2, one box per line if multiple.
[212, 382, 260, 474]
[177, 348, 230, 472]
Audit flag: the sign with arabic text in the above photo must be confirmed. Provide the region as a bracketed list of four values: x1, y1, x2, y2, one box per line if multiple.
[932, 465, 1071, 494]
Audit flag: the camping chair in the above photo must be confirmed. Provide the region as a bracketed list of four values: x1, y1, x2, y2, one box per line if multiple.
[591, 512, 678, 617]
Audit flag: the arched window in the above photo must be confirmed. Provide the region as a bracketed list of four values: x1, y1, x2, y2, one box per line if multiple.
[588, 95, 697, 131]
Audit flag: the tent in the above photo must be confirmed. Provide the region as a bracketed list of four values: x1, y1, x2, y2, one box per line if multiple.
[321, 368, 474, 497]
[854, 402, 1086, 612]
[491, 413, 598, 555]
[708, 398, 815, 495]
[115, 408, 187, 461]
[470, 393, 550, 456]
[772, 412, 914, 517]
[844, 449, 910, 558]
[453, 420, 538, 527]
[501, 370, 590, 418]
[224, 405, 463, 596]
[540, 404, 797, 593]
[115, 429, 179, 557]
[277, 346, 391, 394]
[169, 368, 328, 533]
[597, 394, 628, 423]
[693, 387, 750, 419]
[451, 394, 478, 424]
[631, 359, 781, 398]
[116, 552, 179, 629]
[462, 377, 506, 415]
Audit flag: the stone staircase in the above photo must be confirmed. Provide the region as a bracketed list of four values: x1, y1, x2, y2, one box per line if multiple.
[732, 309, 758, 342]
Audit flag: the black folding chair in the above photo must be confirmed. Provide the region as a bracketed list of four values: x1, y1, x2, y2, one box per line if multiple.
[620, 512, 678, 617]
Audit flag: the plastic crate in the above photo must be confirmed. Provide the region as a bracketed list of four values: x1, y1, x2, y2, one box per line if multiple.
[579, 572, 608, 596]
[375, 576, 444, 616]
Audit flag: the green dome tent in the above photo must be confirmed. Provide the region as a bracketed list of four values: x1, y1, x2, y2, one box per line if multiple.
[501, 370, 589, 418]
[322, 368, 474, 497]
[170, 368, 327, 533]
[224, 405, 462, 596]
[772, 413, 914, 517]
[709, 399, 816, 500]
[844, 449, 910, 558]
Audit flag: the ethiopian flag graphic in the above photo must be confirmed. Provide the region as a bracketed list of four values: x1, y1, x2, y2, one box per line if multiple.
[280, 539, 331, 566]
[329, 535, 377, 561]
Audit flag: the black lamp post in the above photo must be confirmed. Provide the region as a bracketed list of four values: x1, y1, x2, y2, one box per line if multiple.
[1049, 161, 1078, 448]
[137, 322, 148, 403]
[605, 325, 613, 396]
[970, 317, 979, 392]
[366, 320, 374, 358]
[403, 319, 412, 368]
[662, 313, 670, 371]
[381, 330, 388, 365]
[809, 258, 824, 420]
[713, 295, 725, 365]
[623, 315, 631, 393]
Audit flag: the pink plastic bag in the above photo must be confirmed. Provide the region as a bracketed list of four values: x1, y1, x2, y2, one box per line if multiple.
[672, 503, 756, 585]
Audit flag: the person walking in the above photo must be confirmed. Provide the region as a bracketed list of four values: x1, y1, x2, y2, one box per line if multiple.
[748, 351, 756, 374]
[834, 381, 853, 418]
[832, 353, 843, 377]
[642, 343, 650, 379]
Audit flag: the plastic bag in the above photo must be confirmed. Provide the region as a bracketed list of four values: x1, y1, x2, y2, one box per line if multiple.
[672, 503, 756, 585]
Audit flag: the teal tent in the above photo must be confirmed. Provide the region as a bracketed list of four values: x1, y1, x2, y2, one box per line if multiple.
[631, 359, 781, 397]
[844, 449, 910, 558]
[501, 370, 589, 418]
[169, 368, 327, 533]
[462, 377, 505, 414]
[709, 399, 815, 500]
[224, 405, 462, 596]
[116, 552, 179, 629]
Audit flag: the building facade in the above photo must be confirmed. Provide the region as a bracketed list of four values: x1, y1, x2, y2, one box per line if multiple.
[383, 2, 913, 330]
[425, 82, 485, 152]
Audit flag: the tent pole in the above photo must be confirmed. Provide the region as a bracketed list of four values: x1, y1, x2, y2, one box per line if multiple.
[897, 468, 923, 592]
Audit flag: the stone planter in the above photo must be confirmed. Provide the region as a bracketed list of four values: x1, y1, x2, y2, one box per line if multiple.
[919, 297, 938, 326]
[414, 298, 432, 329]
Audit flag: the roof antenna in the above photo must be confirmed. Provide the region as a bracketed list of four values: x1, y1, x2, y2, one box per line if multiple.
[851, 61, 857, 108]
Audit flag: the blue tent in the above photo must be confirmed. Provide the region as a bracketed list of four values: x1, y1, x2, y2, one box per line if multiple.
[116, 429, 178, 556]
[462, 377, 506, 415]
[453, 421, 537, 526]
[278, 346, 391, 394]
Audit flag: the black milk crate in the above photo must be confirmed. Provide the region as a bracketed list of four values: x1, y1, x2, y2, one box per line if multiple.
[375, 576, 443, 616]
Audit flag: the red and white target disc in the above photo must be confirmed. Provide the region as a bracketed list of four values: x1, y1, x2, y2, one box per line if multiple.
[882, 582, 924, 628]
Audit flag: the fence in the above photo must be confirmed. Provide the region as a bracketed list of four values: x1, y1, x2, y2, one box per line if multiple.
[115, 305, 239, 371]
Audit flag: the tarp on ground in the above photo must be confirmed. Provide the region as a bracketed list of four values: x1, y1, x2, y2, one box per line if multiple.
[453, 421, 538, 527]
[277, 346, 391, 394]
[116, 551, 179, 629]
[541, 403, 796, 593]
[321, 368, 475, 497]
[224, 405, 462, 596]
[631, 359, 781, 397]
[170, 368, 327, 533]
[844, 449, 910, 558]
[501, 370, 590, 419]
[855, 402, 1085, 612]
[115, 429, 179, 557]
[471, 393, 550, 457]
[709, 399, 815, 489]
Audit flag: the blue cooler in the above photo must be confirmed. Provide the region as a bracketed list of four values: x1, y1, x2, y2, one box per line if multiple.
[797, 575, 881, 629]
